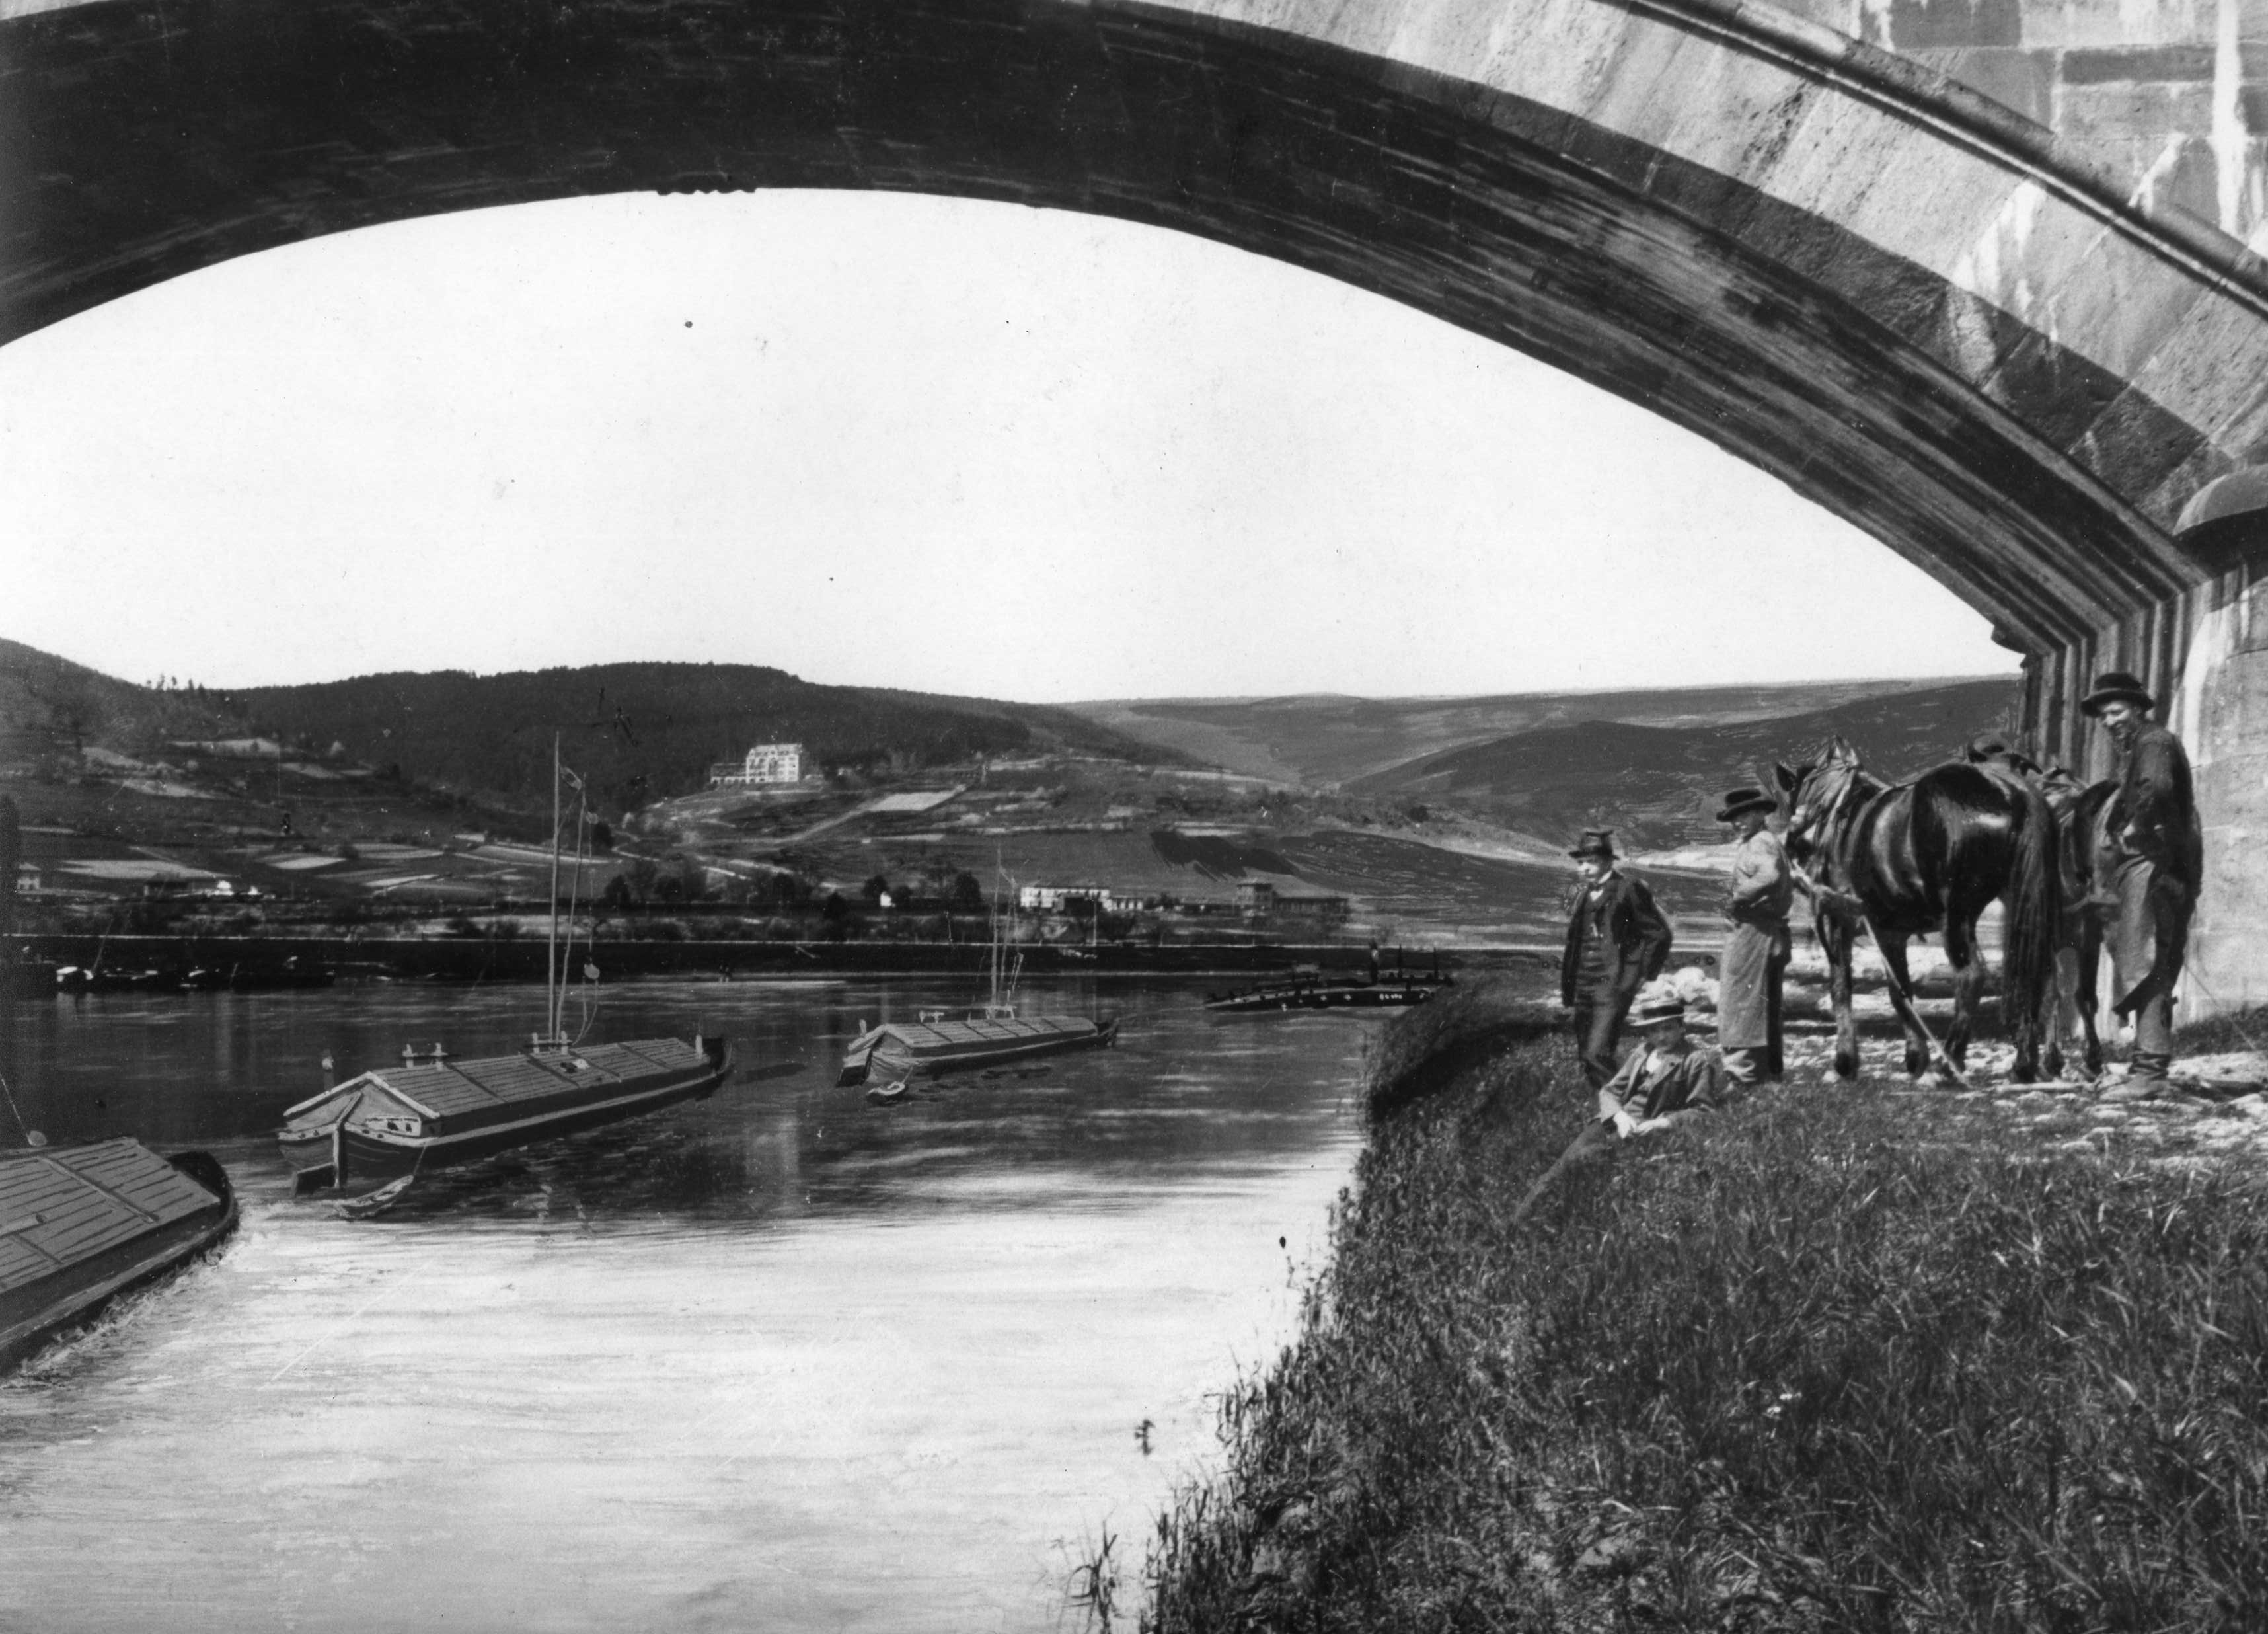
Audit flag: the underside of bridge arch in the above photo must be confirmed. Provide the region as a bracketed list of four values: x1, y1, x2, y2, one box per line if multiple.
[12, 0, 2268, 1006]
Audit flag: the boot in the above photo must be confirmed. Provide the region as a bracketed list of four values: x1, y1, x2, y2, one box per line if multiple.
[2101, 1054, 2172, 1103]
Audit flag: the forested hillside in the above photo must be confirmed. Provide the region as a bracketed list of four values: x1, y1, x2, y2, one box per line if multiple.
[2, 642, 1174, 816]
[227, 662, 1168, 810]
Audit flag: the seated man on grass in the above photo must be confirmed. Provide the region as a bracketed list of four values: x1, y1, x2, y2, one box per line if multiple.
[1514, 983, 1731, 1222]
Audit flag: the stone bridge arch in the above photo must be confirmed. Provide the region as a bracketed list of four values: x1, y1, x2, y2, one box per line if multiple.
[8, 0, 2268, 1006]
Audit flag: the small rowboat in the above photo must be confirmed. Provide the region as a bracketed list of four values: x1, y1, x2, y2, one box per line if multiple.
[838, 1006, 1117, 1086]
[1, 1140, 237, 1374]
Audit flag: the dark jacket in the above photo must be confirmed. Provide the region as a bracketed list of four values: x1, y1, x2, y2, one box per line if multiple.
[1560, 871, 1673, 1005]
[2109, 722, 2203, 894]
[1599, 1040, 1729, 1124]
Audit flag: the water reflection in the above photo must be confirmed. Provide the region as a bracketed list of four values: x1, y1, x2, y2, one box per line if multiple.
[0, 978, 1369, 1633]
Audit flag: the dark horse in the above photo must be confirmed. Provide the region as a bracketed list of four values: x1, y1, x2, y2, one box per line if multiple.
[1774, 739, 2060, 1083]
[2035, 766, 2119, 1079]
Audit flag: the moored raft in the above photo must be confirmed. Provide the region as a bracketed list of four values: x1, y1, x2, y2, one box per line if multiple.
[278, 1034, 734, 1196]
[1, 1139, 237, 1374]
[839, 1010, 1116, 1086]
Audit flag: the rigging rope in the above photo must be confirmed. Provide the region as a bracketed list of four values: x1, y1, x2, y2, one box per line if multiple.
[0, 1068, 44, 1148]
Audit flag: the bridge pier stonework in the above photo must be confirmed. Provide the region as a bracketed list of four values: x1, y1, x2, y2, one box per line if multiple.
[10, 0, 2268, 1009]
[2023, 547, 2268, 1019]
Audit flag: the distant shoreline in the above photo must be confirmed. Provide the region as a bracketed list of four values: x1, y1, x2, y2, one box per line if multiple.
[8, 933, 1563, 986]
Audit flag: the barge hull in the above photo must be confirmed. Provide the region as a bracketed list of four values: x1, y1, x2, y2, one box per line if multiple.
[0, 1146, 236, 1374]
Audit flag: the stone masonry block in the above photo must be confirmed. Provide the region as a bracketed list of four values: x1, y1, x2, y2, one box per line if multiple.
[1904, 46, 2057, 124]
[2016, 0, 2212, 52]
[1887, 0, 2021, 49]
[2125, 288, 2268, 453]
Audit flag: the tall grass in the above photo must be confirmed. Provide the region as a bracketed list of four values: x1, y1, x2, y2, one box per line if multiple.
[1145, 1019, 2268, 1631]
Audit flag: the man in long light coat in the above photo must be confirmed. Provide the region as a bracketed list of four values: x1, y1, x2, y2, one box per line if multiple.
[1716, 786, 1792, 1083]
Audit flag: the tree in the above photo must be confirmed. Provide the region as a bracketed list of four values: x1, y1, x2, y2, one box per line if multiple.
[862, 873, 891, 905]
[11, 658, 105, 755]
[948, 871, 985, 912]
[771, 871, 815, 910]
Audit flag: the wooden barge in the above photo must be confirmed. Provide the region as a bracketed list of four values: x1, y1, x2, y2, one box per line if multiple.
[839, 1007, 1117, 1087]
[278, 1034, 734, 1196]
[1, 1139, 237, 1373]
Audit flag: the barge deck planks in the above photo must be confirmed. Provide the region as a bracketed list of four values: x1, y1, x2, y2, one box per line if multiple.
[1, 1139, 236, 1370]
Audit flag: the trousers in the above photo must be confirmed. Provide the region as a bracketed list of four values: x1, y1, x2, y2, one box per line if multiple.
[1511, 1119, 1619, 1224]
[2110, 853, 2183, 1073]
[1569, 986, 1632, 1090]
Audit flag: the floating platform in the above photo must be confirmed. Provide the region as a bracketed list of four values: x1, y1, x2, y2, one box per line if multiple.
[1, 1140, 237, 1373]
[1203, 970, 1455, 1013]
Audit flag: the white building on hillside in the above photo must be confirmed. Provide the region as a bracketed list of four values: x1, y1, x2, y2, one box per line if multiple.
[1020, 884, 1147, 915]
[709, 742, 809, 788]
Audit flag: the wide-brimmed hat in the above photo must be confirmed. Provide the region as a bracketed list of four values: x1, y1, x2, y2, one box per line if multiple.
[2080, 670, 2156, 716]
[1628, 983, 1686, 1027]
[1568, 828, 1616, 861]
[1716, 787, 1775, 823]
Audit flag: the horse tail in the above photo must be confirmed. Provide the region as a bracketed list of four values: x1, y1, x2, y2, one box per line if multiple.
[2004, 774, 2061, 1039]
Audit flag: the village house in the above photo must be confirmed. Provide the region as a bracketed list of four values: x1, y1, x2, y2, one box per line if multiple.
[1019, 884, 1152, 915]
[1237, 880, 1350, 930]
[708, 742, 811, 789]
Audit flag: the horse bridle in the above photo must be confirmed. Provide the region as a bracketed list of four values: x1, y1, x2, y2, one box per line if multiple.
[1786, 759, 1868, 923]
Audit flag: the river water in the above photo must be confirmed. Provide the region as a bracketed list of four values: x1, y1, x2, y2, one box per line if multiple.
[0, 977, 1369, 1633]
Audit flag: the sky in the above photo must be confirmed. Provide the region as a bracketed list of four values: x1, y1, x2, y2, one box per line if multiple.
[0, 190, 2010, 703]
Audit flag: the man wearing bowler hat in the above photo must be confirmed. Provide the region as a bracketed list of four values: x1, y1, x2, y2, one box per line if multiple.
[1716, 786, 1792, 1084]
[1559, 828, 1673, 1089]
[2082, 670, 2202, 1101]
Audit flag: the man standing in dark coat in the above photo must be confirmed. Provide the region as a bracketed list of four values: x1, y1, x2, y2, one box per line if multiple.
[1559, 829, 1673, 1088]
[2082, 670, 2203, 1101]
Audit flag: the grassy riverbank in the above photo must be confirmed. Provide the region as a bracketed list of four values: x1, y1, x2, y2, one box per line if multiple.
[1135, 985, 2268, 1631]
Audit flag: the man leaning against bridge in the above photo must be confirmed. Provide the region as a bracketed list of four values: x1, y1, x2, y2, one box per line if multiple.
[1559, 829, 1673, 1089]
[2082, 670, 2203, 1102]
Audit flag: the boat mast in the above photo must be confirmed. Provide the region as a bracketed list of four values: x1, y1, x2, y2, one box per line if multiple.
[547, 732, 562, 1045]
[990, 847, 1004, 1007]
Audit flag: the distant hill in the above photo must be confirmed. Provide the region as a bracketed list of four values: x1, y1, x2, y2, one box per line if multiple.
[0, 642, 1176, 816]
[1069, 676, 2018, 788]
[225, 662, 1172, 812]
[1349, 676, 2023, 849]
[0, 638, 237, 761]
